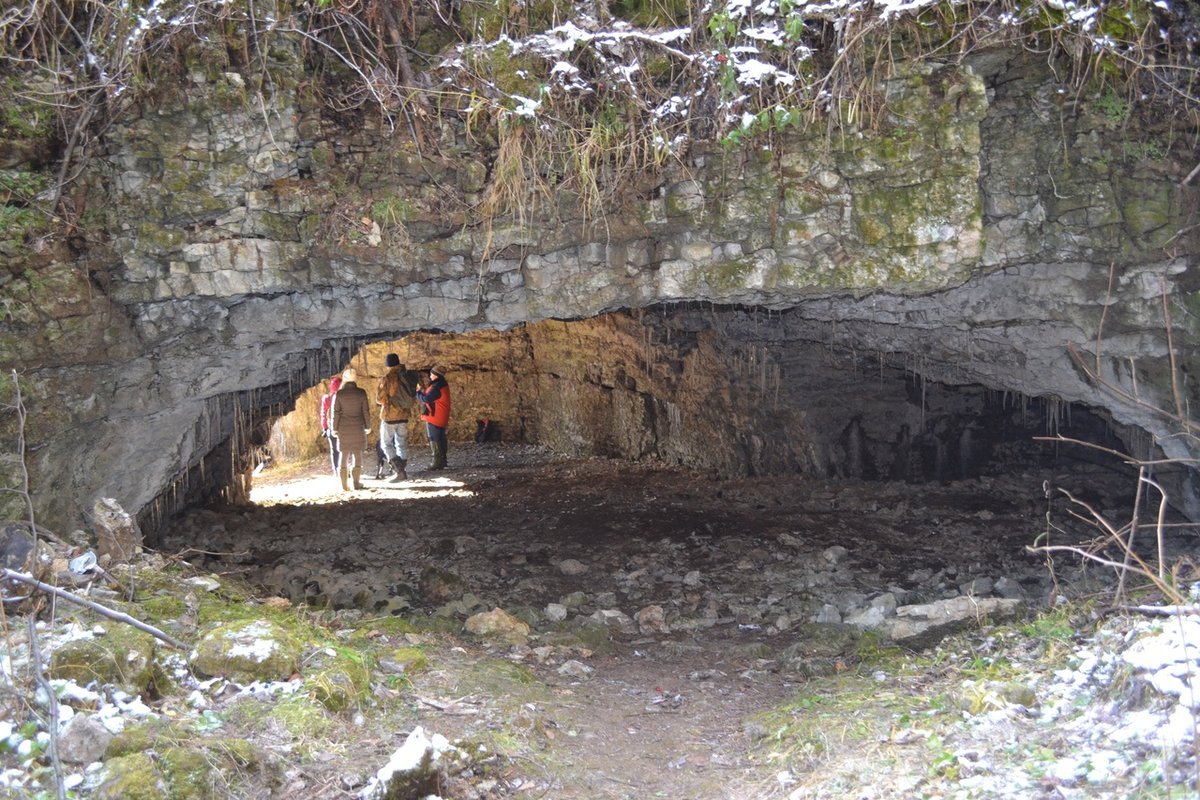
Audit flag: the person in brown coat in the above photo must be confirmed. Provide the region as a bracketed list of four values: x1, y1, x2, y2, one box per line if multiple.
[376, 353, 419, 483]
[330, 368, 371, 491]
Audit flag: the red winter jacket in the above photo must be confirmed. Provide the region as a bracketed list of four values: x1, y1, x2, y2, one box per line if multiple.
[319, 376, 343, 432]
[417, 377, 451, 429]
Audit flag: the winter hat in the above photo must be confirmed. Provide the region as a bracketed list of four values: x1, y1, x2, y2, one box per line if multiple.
[329, 375, 343, 392]
[386, 353, 400, 367]
[342, 368, 357, 383]
[431, 365, 447, 377]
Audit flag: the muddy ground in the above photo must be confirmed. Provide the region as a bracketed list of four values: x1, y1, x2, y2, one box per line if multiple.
[160, 442, 1187, 798]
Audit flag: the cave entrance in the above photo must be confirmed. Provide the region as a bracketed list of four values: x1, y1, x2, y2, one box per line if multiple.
[158, 304, 1200, 670]
[262, 304, 1137, 494]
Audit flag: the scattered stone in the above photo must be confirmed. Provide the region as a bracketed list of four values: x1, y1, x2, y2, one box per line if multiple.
[994, 576, 1023, 599]
[589, 609, 637, 635]
[558, 558, 589, 576]
[418, 567, 467, 604]
[959, 577, 994, 597]
[464, 607, 530, 646]
[544, 603, 568, 622]
[635, 605, 670, 634]
[557, 659, 594, 678]
[822, 545, 849, 565]
[57, 714, 113, 764]
[814, 604, 842, 624]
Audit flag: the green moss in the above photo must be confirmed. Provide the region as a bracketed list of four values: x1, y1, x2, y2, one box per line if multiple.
[1116, 173, 1174, 238]
[382, 646, 429, 675]
[107, 720, 191, 758]
[104, 722, 266, 800]
[461, 0, 572, 41]
[462, 42, 544, 100]
[305, 646, 373, 712]
[140, 594, 188, 621]
[158, 746, 220, 799]
[542, 620, 614, 654]
[95, 752, 169, 800]
[48, 626, 158, 693]
[191, 619, 303, 683]
[702, 257, 756, 292]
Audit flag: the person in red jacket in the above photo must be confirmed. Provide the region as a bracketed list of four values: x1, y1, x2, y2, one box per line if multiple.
[416, 365, 452, 471]
[318, 374, 342, 477]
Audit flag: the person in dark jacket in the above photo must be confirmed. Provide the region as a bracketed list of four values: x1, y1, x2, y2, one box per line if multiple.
[377, 353, 418, 482]
[416, 365, 452, 471]
[318, 374, 342, 477]
[330, 368, 371, 491]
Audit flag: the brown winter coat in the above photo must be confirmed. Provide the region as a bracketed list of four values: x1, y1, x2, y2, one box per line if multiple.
[331, 381, 371, 455]
[377, 366, 417, 423]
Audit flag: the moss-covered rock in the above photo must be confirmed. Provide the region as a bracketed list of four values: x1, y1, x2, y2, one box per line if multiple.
[305, 647, 373, 712]
[48, 626, 158, 693]
[190, 619, 302, 683]
[379, 646, 429, 676]
[102, 725, 270, 800]
[94, 752, 170, 800]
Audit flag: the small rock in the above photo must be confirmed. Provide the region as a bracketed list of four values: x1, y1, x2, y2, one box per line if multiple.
[822, 546, 849, 565]
[994, 576, 1023, 599]
[590, 609, 637, 635]
[557, 659, 594, 678]
[557, 559, 589, 576]
[635, 605, 671, 634]
[465, 608, 530, 646]
[814, 604, 842, 624]
[57, 714, 112, 764]
[544, 603, 568, 622]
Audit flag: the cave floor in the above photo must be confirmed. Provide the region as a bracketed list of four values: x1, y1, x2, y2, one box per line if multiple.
[162, 442, 1184, 798]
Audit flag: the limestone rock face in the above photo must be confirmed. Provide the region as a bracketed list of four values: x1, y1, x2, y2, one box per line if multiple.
[0, 46, 1197, 537]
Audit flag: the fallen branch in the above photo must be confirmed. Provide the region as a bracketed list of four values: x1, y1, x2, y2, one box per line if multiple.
[1118, 604, 1200, 617]
[2, 569, 188, 651]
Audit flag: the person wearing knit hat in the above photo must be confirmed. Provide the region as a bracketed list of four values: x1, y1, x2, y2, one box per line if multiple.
[330, 367, 371, 491]
[416, 365, 452, 470]
[318, 374, 343, 478]
[376, 353, 419, 482]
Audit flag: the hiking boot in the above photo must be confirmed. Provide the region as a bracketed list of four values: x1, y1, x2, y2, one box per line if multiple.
[389, 457, 407, 483]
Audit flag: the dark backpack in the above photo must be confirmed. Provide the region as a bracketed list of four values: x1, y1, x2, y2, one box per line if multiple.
[475, 418, 498, 443]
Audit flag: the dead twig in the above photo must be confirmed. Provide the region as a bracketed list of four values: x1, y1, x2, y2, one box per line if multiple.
[28, 616, 67, 800]
[2, 569, 188, 650]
